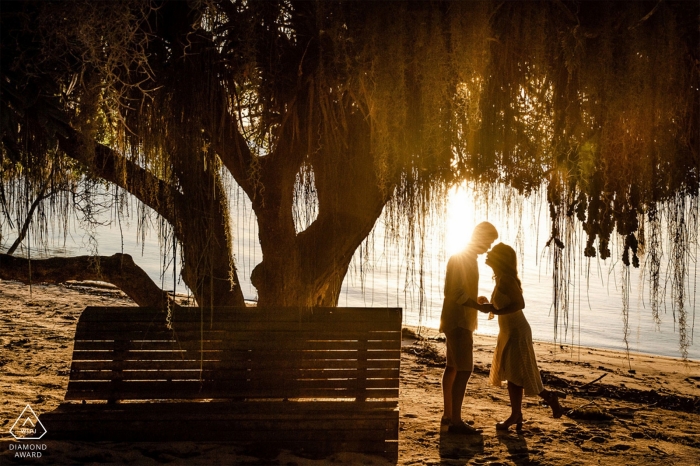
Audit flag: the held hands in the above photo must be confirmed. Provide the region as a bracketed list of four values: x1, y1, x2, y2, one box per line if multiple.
[476, 296, 494, 313]
[475, 296, 496, 320]
[477, 296, 496, 320]
[467, 296, 495, 314]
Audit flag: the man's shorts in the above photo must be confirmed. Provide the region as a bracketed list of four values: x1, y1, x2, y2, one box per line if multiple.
[445, 327, 474, 372]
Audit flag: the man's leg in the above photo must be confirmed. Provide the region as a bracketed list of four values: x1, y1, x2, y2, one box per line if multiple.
[442, 365, 456, 420]
[444, 327, 475, 425]
[451, 370, 472, 424]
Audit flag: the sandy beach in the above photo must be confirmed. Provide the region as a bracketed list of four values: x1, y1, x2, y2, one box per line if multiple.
[0, 279, 698, 465]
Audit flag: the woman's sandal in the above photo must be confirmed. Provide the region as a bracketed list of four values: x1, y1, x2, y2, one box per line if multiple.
[496, 413, 523, 432]
[542, 390, 568, 418]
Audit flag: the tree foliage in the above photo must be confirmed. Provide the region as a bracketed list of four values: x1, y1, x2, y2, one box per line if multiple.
[1, 1, 698, 353]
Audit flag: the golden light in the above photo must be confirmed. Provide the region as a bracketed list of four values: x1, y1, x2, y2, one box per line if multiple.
[445, 184, 477, 257]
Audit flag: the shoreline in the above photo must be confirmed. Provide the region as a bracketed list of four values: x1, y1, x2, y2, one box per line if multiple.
[1, 279, 698, 465]
[403, 324, 700, 363]
[397, 322, 700, 365]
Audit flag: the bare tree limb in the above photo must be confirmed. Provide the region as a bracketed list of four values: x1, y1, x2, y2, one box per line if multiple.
[578, 372, 609, 390]
[0, 253, 178, 309]
[629, 0, 663, 30]
[7, 187, 53, 255]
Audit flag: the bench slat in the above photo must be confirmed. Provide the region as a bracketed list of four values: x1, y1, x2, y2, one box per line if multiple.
[67, 376, 397, 390]
[69, 357, 399, 371]
[77, 306, 402, 323]
[68, 367, 400, 381]
[65, 384, 399, 400]
[49, 400, 398, 414]
[69, 349, 401, 362]
[73, 331, 401, 343]
[75, 320, 400, 333]
[72, 338, 399, 351]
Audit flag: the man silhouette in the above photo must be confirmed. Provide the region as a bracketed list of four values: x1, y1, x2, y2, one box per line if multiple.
[440, 221, 498, 434]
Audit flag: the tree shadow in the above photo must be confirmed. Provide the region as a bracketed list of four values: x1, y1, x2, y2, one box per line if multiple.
[495, 430, 532, 465]
[438, 431, 484, 464]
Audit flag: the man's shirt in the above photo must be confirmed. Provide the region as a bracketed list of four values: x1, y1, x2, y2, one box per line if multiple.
[440, 248, 479, 333]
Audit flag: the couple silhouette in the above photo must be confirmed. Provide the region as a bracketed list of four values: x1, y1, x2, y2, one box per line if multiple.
[440, 222, 566, 434]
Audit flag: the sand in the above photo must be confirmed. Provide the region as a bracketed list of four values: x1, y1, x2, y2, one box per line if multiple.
[0, 279, 698, 465]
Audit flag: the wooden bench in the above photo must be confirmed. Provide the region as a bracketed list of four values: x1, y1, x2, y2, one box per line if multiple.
[40, 306, 401, 460]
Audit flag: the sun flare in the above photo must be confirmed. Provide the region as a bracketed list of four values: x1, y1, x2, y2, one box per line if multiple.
[445, 184, 478, 257]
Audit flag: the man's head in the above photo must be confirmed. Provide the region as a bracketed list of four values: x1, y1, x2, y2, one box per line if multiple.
[469, 221, 498, 254]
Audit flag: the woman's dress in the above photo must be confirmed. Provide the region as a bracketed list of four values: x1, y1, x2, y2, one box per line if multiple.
[488, 277, 544, 396]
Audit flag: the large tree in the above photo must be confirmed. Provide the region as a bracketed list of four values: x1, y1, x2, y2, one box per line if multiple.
[1, 1, 698, 327]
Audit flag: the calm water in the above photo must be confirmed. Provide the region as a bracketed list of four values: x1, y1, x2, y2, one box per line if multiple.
[2, 185, 697, 360]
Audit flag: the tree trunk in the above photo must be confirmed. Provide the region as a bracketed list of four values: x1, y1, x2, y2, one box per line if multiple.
[250, 111, 389, 307]
[176, 172, 245, 309]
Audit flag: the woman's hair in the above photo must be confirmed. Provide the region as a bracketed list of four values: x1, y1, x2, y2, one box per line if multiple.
[488, 243, 522, 290]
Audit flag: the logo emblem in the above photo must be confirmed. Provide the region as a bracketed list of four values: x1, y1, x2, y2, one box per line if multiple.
[9, 405, 47, 440]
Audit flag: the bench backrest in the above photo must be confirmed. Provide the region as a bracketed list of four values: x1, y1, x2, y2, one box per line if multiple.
[66, 306, 402, 402]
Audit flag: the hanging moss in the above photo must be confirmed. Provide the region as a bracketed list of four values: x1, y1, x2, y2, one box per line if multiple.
[1, 1, 697, 353]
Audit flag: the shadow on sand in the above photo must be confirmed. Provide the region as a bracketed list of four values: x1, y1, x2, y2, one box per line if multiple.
[438, 430, 484, 464]
[495, 429, 533, 465]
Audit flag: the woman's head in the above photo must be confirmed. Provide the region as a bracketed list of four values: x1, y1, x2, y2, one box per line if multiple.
[485, 243, 518, 278]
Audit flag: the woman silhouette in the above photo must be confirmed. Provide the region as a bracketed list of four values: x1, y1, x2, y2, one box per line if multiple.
[470, 243, 567, 431]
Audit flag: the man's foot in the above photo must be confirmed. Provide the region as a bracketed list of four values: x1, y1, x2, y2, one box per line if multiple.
[447, 421, 482, 435]
[440, 416, 451, 433]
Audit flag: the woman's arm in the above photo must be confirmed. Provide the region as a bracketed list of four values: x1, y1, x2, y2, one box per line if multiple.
[479, 302, 521, 316]
[478, 275, 524, 315]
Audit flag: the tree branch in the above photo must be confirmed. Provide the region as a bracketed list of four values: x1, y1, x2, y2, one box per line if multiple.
[629, 0, 663, 30]
[0, 253, 178, 309]
[57, 126, 245, 308]
[214, 125, 257, 199]
[57, 127, 185, 229]
[215, 94, 308, 207]
[6, 187, 54, 255]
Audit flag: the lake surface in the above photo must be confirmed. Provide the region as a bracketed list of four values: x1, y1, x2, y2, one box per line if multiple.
[2, 185, 697, 360]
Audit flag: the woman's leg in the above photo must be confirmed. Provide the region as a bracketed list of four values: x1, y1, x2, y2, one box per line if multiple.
[507, 381, 523, 419]
[497, 381, 524, 430]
